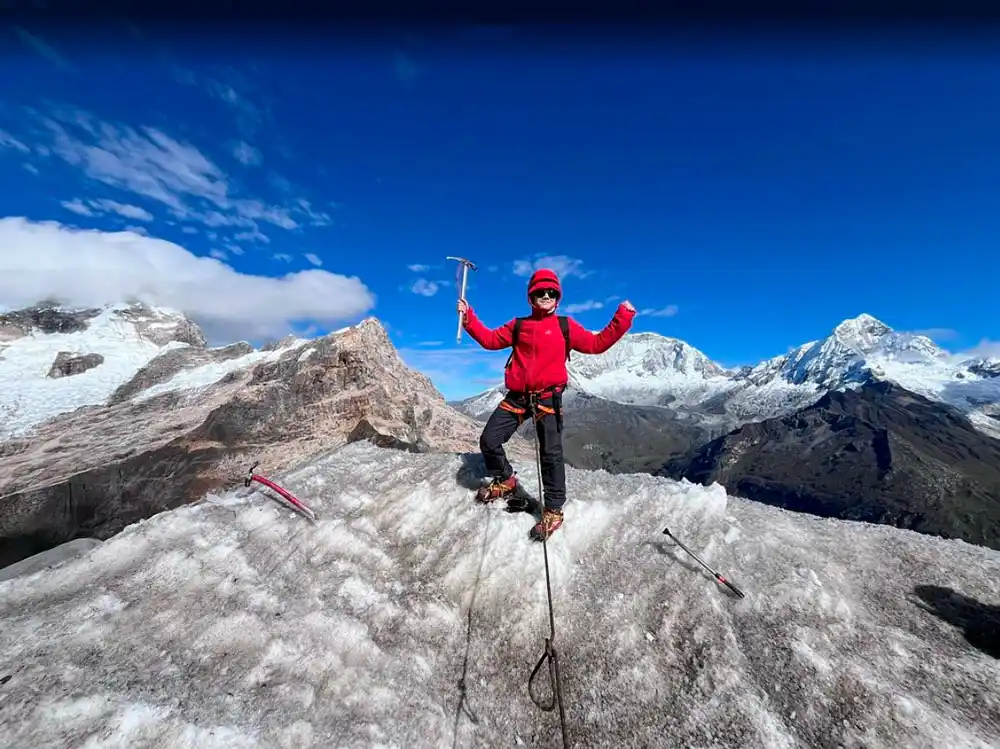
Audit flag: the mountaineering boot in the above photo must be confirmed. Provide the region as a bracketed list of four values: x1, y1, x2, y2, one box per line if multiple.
[530, 508, 564, 541]
[475, 474, 518, 503]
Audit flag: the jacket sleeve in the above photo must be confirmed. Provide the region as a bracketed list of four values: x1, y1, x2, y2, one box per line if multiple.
[567, 303, 636, 354]
[463, 307, 516, 350]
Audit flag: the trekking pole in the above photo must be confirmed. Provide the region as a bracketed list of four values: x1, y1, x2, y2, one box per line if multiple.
[446, 256, 477, 343]
[526, 394, 570, 747]
[662, 526, 745, 599]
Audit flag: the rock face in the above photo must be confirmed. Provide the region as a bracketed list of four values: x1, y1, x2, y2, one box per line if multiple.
[0, 305, 102, 339]
[501, 389, 719, 474]
[662, 380, 1000, 551]
[0, 312, 519, 570]
[46, 352, 105, 378]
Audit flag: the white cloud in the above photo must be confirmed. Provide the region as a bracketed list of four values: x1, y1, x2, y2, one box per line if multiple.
[636, 305, 678, 318]
[0, 217, 375, 343]
[59, 198, 154, 222]
[304, 253, 322, 267]
[181, 226, 199, 235]
[91, 199, 154, 221]
[409, 278, 440, 297]
[561, 299, 604, 314]
[60, 199, 93, 217]
[173, 66, 267, 138]
[295, 199, 331, 227]
[23, 163, 40, 175]
[232, 140, 261, 166]
[914, 327, 960, 342]
[17, 106, 326, 236]
[273, 253, 292, 262]
[959, 339, 1000, 359]
[124, 225, 149, 236]
[512, 254, 591, 280]
[408, 264, 430, 272]
[234, 229, 269, 244]
[0, 129, 30, 153]
[415, 340, 444, 347]
[209, 249, 227, 260]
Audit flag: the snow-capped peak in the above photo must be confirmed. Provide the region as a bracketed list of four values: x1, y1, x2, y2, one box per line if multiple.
[741, 314, 950, 391]
[831, 313, 893, 352]
[565, 332, 733, 407]
[570, 332, 726, 380]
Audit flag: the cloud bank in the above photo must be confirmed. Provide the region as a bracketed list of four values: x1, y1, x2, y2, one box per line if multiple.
[0, 218, 375, 343]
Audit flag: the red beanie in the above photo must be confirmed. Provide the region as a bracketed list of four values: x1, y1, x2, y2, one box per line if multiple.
[527, 268, 561, 298]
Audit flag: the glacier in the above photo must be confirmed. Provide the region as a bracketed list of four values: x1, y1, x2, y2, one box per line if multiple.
[1, 442, 998, 748]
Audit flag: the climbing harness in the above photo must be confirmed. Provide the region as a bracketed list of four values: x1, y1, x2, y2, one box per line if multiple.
[524, 392, 570, 748]
[498, 385, 565, 433]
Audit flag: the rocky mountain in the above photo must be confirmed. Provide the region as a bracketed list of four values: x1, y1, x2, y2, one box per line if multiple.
[0, 302, 518, 571]
[506, 388, 718, 475]
[661, 380, 1000, 551]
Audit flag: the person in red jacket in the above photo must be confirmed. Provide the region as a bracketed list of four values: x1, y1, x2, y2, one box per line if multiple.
[458, 267, 636, 540]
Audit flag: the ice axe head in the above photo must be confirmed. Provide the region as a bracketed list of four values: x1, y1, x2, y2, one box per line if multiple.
[446, 256, 478, 281]
[245, 460, 259, 487]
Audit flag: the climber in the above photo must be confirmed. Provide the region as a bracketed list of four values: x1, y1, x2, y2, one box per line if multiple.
[458, 267, 636, 540]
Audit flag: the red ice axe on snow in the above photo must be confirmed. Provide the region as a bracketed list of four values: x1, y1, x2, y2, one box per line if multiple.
[245, 461, 317, 523]
[447, 256, 477, 343]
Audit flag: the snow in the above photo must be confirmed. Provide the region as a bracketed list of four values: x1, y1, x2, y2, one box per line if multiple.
[1, 442, 998, 748]
[0, 306, 188, 438]
[133, 339, 303, 403]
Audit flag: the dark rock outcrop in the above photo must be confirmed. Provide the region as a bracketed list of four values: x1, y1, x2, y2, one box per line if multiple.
[0, 305, 102, 339]
[527, 390, 717, 474]
[662, 381, 1000, 550]
[969, 360, 1000, 379]
[46, 352, 105, 378]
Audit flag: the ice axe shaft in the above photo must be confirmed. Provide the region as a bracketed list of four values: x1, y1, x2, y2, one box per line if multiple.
[446, 256, 478, 343]
[662, 526, 745, 599]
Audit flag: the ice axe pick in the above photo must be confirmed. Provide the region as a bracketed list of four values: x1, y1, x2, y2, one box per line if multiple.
[447, 256, 478, 343]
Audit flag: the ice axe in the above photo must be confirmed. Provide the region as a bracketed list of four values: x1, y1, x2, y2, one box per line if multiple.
[447, 256, 478, 343]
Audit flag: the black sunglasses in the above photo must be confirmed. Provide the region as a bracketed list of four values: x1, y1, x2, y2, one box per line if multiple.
[531, 289, 559, 300]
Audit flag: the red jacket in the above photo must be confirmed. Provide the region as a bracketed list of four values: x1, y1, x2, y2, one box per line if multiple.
[462, 268, 636, 393]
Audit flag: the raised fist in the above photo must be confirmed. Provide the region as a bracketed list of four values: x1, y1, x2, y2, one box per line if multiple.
[457, 298, 469, 316]
[621, 299, 635, 312]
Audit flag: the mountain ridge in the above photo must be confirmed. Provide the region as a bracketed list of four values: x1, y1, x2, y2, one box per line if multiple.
[661, 379, 1000, 551]
[455, 312, 1000, 440]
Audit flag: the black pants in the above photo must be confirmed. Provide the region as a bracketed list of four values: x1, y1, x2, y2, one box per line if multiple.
[479, 391, 566, 511]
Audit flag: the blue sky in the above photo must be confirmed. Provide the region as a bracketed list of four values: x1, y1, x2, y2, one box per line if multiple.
[1, 26, 998, 400]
